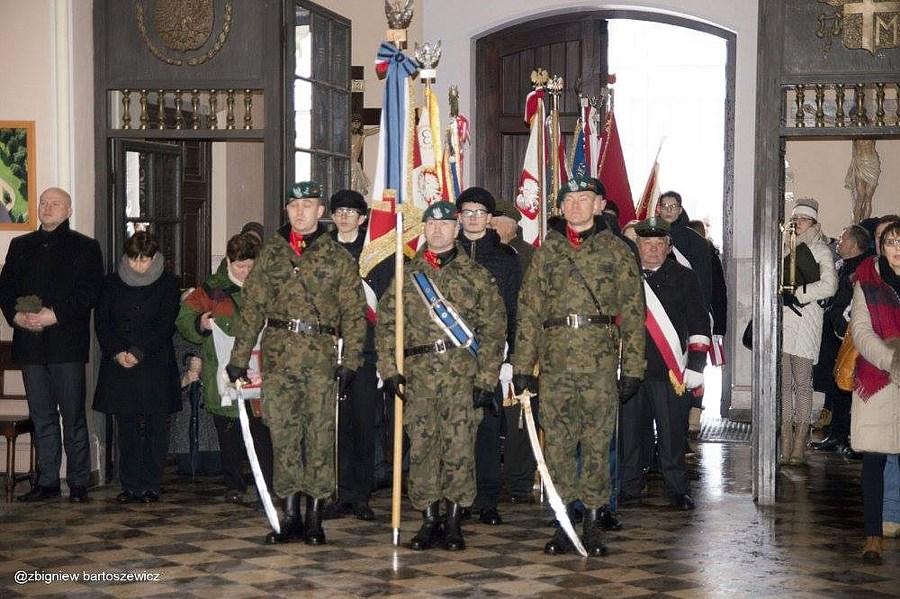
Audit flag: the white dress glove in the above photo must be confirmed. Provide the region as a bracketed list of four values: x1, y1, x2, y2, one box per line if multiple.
[499, 363, 513, 400]
[684, 368, 704, 390]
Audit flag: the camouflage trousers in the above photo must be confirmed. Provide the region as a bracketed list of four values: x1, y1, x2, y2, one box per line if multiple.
[404, 381, 479, 511]
[262, 370, 335, 499]
[540, 371, 617, 509]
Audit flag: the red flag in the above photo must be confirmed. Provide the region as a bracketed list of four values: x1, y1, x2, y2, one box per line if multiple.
[597, 111, 635, 227]
[634, 148, 661, 220]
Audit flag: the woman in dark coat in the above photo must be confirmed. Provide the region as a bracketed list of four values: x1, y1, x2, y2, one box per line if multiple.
[94, 231, 181, 503]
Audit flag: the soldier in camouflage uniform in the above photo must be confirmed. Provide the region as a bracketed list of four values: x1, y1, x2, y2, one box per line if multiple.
[377, 201, 506, 551]
[512, 177, 646, 556]
[226, 181, 366, 546]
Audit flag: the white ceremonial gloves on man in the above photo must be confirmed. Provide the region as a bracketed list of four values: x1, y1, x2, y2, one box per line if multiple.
[684, 368, 704, 390]
[499, 362, 514, 399]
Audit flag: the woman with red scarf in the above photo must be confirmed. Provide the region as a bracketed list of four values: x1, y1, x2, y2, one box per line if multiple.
[849, 220, 900, 564]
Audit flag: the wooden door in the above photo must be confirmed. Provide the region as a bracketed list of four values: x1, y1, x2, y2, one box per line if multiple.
[475, 14, 608, 200]
[111, 138, 211, 288]
[179, 140, 212, 289]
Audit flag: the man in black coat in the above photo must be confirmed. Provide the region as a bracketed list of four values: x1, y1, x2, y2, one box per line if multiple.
[811, 224, 871, 453]
[325, 190, 393, 521]
[456, 186, 523, 524]
[656, 191, 712, 307]
[620, 218, 709, 511]
[0, 187, 104, 502]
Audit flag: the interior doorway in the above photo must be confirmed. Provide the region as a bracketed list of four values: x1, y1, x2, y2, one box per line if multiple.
[608, 19, 729, 420]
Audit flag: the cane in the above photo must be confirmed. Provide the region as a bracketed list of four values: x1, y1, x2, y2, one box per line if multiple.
[334, 338, 344, 500]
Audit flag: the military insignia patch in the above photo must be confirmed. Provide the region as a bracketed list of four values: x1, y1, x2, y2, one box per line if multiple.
[819, 0, 900, 54]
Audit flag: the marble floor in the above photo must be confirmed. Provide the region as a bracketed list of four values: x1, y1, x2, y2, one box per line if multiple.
[0, 442, 897, 598]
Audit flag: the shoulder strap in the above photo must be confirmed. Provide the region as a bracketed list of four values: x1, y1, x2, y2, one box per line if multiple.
[564, 254, 606, 316]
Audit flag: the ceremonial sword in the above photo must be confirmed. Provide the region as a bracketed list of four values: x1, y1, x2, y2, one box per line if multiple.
[515, 388, 587, 557]
[225, 380, 280, 533]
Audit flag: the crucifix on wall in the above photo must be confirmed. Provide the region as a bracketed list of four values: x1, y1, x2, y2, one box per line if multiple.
[351, 66, 381, 197]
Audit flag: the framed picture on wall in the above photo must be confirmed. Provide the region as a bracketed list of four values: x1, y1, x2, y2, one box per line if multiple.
[0, 121, 37, 230]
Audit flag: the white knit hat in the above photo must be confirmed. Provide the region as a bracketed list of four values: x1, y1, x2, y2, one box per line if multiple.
[791, 198, 818, 221]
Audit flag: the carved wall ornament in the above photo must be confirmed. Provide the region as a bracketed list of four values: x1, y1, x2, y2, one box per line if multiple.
[818, 0, 900, 55]
[135, 0, 234, 66]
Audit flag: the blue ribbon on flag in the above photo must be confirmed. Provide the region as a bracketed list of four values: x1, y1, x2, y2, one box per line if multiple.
[571, 129, 587, 179]
[377, 42, 419, 205]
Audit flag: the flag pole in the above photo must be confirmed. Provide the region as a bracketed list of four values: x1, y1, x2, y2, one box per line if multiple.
[391, 197, 404, 546]
[383, 0, 413, 547]
[547, 75, 564, 217]
[530, 69, 548, 243]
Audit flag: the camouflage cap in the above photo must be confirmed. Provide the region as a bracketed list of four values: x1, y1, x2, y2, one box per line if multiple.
[634, 217, 671, 237]
[286, 181, 323, 205]
[421, 200, 458, 222]
[556, 176, 606, 206]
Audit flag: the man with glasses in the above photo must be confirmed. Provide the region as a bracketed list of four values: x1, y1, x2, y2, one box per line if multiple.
[655, 191, 712, 308]
[513, 177, 645, 556]
[455, 186, 523, 525]
[326, 189, 386, 521]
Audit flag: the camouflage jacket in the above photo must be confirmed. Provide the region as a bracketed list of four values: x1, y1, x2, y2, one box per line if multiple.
[513, 218, 646, 378]
[229, 223, 367, 376]
[376, 246, 507, 393]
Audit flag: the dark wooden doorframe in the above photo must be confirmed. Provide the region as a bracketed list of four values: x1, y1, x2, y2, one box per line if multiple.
[475, 9, 737, 418]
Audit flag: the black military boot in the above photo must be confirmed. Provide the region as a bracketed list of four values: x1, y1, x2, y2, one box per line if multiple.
[583, 508, 608, 556]
[544, 527, 574, 554]
[408, 501, 442, 551]
[304, 496, 327, 545]
[265, 492, 302, 544]
[442, 502, 466, 551]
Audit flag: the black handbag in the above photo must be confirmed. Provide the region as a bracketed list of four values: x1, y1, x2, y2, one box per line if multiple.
[742, 319, 752, 350]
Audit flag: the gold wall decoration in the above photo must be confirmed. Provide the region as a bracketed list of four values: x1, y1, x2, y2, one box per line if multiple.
[818, 0, 900, 55]
[135, 0, 234, 67]
[154, 0, 214, 52]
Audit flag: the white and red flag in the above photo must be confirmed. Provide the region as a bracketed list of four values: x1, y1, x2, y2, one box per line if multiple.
[515, 89, 547, 246]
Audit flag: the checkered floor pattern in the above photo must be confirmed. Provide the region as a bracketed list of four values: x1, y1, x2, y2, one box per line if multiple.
[1, 443, 897, 598]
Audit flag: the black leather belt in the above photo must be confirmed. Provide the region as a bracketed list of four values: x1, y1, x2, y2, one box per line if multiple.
[267, 318, 336, 336]
[404, 339, 461, 357]
[542, 313, 615, 329]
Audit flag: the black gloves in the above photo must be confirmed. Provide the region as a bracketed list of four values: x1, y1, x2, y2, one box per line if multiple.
[512, 374, 539, 396]
[472, 387, 500, 417]
[335, 365, 355, 398]
[383, 374, 406, 401]
[618, 376, 641, 405]
[225, 364, 249, 384]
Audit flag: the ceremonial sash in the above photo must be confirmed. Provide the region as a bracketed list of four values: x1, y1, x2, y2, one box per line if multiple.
[411, 270, 480, 357]
[672, 245, 692, 269]
[643, 280, 687, 394]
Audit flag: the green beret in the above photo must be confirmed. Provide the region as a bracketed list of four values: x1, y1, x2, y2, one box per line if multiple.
[634, 217, 671, 237]
[286, 181, 322, 205]
[556, 177, 606, 206]
[421, 201, 458, 222]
